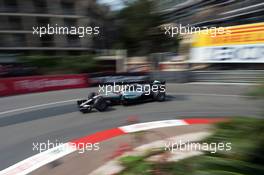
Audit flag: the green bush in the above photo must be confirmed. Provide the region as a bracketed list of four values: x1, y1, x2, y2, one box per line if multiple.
[247, 84, 264, 99]
[21, 55, 59, 68]
[58, 55, 98, 73]
[118, 118, 264, 175]
[120, 156, 152, 175]
[20, 55, 98, 74]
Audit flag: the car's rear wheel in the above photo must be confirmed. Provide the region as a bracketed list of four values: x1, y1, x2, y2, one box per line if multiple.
[94, 97, 108, 112]
[122, 99, 129, 106]
[153, 92, 166, 102]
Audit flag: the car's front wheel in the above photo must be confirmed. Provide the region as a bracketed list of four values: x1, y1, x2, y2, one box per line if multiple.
[80, 106, 92, 113]
[94, 97, 108, 112]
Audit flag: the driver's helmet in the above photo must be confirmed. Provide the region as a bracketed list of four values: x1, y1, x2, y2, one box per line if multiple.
[153, 80, 161, 84]
[88, 92, 97, 99]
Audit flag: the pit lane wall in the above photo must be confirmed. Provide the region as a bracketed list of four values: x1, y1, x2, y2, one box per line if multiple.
[0, 74, 89, 96]
[190, 22, 264, 63]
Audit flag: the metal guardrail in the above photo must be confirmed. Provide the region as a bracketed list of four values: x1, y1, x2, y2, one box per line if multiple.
[150, 70, 264, 83]
[191, 70, 264, 83]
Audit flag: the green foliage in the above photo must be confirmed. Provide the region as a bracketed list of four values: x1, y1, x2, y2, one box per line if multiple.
[20, 55, 98, 74]
[116, 0, 179, 56]
[205, 118, 264, 165]
[59, 55, 98, 73]
[21, 55, 59, 68]
[120, 156, 152, 175]
[118, 118, 264, 175]
[120, 156, 144, 167]
[247, 83, 264, 99]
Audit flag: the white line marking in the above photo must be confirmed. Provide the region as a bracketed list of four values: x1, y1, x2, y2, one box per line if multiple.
[0, 143, 76, 175]
[0, 99, 79, 116]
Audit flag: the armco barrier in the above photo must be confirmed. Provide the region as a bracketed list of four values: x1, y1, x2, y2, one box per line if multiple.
[149, 70, 264, 83]
[191, 70, 264, 83]
[0, 74, 89, 96]
[149, 71, 191, 83]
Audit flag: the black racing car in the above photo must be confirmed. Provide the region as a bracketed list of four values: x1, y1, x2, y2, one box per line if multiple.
[77, 80, 166, 113]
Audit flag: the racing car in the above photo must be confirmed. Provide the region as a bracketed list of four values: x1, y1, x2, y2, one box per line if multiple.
[77, 80, 166, 113]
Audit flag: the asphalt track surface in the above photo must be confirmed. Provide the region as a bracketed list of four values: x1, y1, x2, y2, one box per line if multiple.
[0, 83, 262, 171]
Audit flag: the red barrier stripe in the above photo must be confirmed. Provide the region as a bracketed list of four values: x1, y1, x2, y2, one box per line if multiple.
[0, 118, 226, 175]
[184, 118, 227, 124]
[0, 74, 89, 96]
[70, 128, 126, 146]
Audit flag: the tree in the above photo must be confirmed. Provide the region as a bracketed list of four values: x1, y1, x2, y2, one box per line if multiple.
[115, 0, 179, 56]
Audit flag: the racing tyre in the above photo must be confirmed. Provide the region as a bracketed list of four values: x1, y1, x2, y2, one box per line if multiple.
[94, 96, 108, 112]
[80, 107, 92, 113]
[153, 92, 166, 102]
[122, 99, 129, 106]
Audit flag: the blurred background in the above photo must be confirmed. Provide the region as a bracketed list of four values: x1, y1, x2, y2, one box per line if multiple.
[0, 0, 263, 83]
[0, 1, 264, 174]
